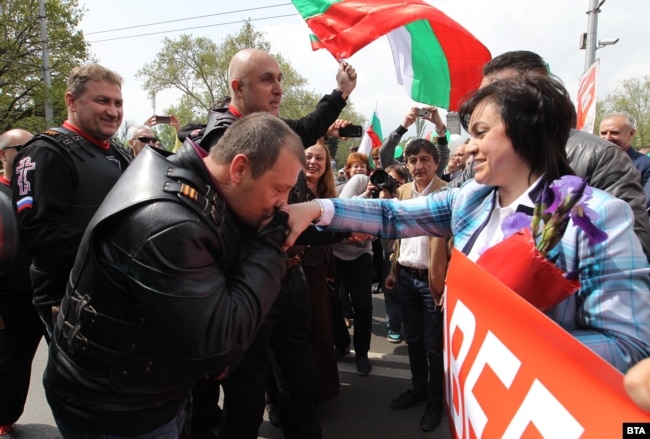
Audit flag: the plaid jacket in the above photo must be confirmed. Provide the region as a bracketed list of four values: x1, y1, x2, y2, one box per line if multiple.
[323, 179, 650, 372]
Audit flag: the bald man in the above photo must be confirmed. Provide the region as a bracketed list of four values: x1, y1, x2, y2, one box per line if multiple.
[0, 129, 47, 438]
[190, 49, 356, 439]
[199, 47, 356, 149]
[0, 129, 32, 181]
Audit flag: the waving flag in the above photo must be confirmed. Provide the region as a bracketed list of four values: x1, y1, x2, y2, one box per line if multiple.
[292, 0, 491, 110]
[309, 34, 325, 51]
[358, 111, 383, 156]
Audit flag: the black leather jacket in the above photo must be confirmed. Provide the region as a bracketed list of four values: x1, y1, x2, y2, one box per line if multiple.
[448, 129, 650, 259]
[199, 89, 348, 149]
[44, 142, 289, 435]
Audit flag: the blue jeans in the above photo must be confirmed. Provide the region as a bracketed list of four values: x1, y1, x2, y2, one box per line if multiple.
[396, 271, 444, 404]
[54, 408, 186, 439]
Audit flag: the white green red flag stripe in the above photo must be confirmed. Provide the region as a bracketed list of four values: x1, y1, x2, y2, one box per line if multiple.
[358, 111, 383, 156]
[309, 34, 325, 51]
[291, 0, 491, 111]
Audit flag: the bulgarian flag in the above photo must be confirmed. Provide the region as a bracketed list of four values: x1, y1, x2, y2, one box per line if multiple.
[358, 111, 383, 156]
[309, 34, 325, 51]
[291, 0, 491, 111]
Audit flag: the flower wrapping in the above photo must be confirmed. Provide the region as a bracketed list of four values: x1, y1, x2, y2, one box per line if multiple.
[476, 228, 580, 311]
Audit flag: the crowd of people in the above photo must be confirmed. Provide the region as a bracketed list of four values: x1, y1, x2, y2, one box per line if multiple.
[0, 47, 649, 439]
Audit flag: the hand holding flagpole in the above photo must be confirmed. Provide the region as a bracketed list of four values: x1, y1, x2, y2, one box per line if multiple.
[336, 61, 357, 98]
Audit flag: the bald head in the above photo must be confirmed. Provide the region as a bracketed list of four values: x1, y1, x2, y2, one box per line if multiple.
[0, 129, 33, 180]
[227, 48, 283, 116]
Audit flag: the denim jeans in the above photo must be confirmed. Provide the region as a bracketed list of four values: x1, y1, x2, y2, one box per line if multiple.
[396, 271, 444, 404]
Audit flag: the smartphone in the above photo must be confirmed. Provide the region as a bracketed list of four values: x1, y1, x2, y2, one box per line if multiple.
[417, 108, 430, 118]
[155, 115, 171, 124]
[338, 124, 363, 137]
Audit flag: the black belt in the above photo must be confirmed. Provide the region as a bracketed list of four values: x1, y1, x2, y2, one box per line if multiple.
[399, 264, 428, 280]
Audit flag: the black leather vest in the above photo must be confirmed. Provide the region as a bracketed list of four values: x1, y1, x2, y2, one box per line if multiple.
[33, 127, 132, 230]
[54, 146, 228, 390]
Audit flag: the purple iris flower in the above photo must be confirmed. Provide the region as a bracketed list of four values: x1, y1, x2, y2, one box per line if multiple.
[501, 212, 531, 239]
[549, 176, 607, 246]
[501, 176, 607, 254]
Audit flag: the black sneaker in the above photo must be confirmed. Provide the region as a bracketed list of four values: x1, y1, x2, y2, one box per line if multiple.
[391, 389, 426, 410]
[355, 355, 372, 376]
[420, 402, 443, 432]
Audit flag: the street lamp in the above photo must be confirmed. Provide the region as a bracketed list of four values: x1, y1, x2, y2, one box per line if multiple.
[581, 0, 619, 72]
[597, 38, 619, 49]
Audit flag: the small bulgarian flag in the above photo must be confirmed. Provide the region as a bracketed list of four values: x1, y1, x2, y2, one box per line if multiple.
[358, 111, 383, 156]
[367, 111, 383, 147]
[309, 34, 325, 51]
[291, 0, 491, 111]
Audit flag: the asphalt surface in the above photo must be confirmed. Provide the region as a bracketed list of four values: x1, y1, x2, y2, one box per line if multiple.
[14, 294, 452, 439]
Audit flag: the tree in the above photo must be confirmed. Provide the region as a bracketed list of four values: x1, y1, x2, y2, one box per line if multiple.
[0, 0, 90, 132]
[595, 75, 650, 148]
[137, 21, 363, 148]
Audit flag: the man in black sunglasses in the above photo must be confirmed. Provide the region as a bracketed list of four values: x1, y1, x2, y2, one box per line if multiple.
[0, 129, 31, 181]
[126, 124, 157, 157]
[11, 64, 132, 337]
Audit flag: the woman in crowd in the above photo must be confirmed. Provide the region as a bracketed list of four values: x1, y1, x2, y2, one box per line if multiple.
[332, 151, 375, 375]
[301, 138, 341, 401]
[336, 152, 370, 195]
[285, 74, 650, 374]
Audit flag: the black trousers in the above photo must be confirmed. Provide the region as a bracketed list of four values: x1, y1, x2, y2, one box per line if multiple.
[219, 265, 321, 439]
[0, 300, 46, 424]
[334, 253, 373, 356]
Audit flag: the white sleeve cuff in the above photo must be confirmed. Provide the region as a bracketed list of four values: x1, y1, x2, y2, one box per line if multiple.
[314, 199, 335, 226]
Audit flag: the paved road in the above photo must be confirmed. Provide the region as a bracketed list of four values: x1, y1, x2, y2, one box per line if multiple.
[14, 294, 452, 439]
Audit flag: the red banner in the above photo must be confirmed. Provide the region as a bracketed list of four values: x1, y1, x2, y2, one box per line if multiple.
[444, 249, 650, 438]
[576, 59, 600, 134]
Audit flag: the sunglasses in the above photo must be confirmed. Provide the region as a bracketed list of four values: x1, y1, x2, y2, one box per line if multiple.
[1, 144, 23, 151]
[136, 136, 157, 144]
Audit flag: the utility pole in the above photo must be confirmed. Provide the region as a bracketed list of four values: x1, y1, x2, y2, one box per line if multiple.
[584, 0, 600, 71]
[38, 0, 53, 127]
[582, 0, 618, 72]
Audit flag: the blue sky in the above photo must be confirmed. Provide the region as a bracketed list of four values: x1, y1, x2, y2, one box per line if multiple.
[78, 0, 649, 139]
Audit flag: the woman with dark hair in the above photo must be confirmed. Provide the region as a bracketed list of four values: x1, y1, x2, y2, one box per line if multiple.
[285, 74, 650, 374]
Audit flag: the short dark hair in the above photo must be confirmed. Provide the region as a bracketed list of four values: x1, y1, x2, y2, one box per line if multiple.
[459, 75, 575, 182]
[385, 163, 409, 182]
[404, 138, 440, 164]
[482, 51, 549, 78]
[210, 112, 305, 178]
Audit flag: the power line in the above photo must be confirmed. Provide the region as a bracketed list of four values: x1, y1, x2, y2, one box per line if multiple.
[85, 3, 294, 35]
[89, 13, 298, 43]
[0, 57, 41, 68]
